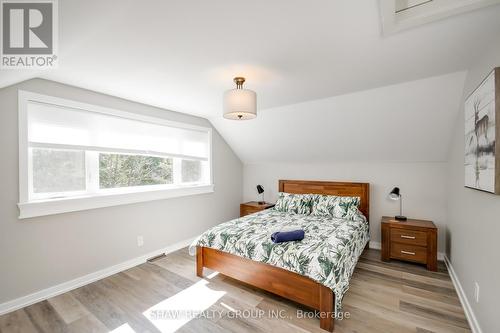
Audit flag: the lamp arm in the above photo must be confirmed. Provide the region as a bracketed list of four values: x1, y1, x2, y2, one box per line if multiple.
[400, 194, 403, 217]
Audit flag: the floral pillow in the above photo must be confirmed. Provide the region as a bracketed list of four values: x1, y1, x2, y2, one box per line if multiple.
[311, 194, 361, 220]
[274, 192, 313, 215]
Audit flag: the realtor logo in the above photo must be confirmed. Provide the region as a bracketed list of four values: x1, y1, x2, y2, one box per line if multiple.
[1, 0, 58, 68]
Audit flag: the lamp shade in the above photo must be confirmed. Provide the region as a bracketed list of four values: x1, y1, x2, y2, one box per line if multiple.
[223, 89, 257, 120]
[256, 185, 264, 194]
[389, 187, 401, 200]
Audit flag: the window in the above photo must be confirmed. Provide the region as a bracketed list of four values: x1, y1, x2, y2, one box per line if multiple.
[18, 91, 213, 218]
[381, 0, 500, 34]
[99, 153, 173, 189]
[395, 0, 433, 13]
[32, 147, 86, 195]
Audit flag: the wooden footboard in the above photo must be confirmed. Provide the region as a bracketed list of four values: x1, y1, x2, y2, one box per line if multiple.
[196, 246, 335, 331]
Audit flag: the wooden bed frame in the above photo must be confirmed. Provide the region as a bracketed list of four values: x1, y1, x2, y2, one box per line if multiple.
[196, 180, 370, 331]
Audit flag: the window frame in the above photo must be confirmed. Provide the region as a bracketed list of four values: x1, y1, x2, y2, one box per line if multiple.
[18, 90, 214, 219]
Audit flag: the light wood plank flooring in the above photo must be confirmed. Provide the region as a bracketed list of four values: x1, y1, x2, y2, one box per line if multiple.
[0, 249, 470, 333]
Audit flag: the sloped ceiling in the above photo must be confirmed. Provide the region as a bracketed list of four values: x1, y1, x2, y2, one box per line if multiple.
[1, 1, 498, 163]
[212, 71, 467, 163]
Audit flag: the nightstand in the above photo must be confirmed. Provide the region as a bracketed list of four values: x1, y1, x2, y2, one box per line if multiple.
[240, 201, 274, 217]
[381, 216, 437, 271]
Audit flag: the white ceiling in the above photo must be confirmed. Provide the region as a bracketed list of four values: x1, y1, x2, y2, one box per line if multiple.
[1, 1, 499, 163]
[213, 71, 467, 164]
[1, 1, 499, 116]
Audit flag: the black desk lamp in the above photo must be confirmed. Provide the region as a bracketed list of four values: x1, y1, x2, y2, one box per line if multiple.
[389, 187, 407, 221]
[256, 185, 265, 205]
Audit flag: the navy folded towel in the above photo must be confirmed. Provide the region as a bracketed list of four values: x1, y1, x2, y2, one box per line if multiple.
[271, 230, 305, 243]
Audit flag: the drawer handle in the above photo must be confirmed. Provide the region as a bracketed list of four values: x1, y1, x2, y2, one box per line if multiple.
[401, 235, 416, 239]
[401, 250, 415, 255]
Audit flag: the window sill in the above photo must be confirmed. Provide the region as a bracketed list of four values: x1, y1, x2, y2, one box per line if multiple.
[18, 184, 215, 219]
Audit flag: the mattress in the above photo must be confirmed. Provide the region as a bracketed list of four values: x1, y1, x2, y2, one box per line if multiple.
[190, 208, 369, 313]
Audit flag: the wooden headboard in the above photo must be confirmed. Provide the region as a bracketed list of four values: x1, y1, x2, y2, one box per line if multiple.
[278, 180, 370, 220]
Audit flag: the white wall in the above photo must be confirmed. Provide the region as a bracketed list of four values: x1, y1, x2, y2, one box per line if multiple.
[0, 79, 243, 305]
[446, 42, 500, 333]
[244, 162, 447, 253]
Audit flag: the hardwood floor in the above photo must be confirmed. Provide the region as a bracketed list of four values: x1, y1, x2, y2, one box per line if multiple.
[0, 249, 470, 333]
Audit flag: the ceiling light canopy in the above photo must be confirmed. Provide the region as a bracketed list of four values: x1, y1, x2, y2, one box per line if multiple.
[223, 77, 257, 120]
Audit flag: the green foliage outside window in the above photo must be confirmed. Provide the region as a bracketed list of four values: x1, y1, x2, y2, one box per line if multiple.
[99, 153, 173, 189]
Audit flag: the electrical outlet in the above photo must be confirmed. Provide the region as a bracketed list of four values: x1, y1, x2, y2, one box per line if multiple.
[474, 282, 480, 303]
[137, 235, 144, 247]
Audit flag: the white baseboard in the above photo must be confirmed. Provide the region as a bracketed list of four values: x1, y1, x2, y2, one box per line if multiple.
[0, 236, 196, 316]
[444, 255, 482, 333]
[369, 241, 445, 261]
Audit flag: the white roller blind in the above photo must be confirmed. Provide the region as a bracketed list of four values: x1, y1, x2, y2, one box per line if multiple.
[27, 101, 210, 160]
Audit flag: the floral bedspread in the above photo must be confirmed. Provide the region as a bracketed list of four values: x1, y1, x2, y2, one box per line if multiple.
[189, 208, 369, 313]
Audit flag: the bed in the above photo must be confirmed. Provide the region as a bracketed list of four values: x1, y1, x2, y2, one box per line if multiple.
[191, 180, 370, 331]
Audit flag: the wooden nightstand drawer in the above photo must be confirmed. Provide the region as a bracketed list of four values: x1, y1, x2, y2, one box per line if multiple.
[381, 216, 437, 271]
[390, 243, 427, 264]
[390, 228, 427, 247]
[240, 202, 274, 217]
[240, 206, 260, 216]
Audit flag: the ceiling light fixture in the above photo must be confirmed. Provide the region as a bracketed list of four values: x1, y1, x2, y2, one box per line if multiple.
[223, 77, 257, 120]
